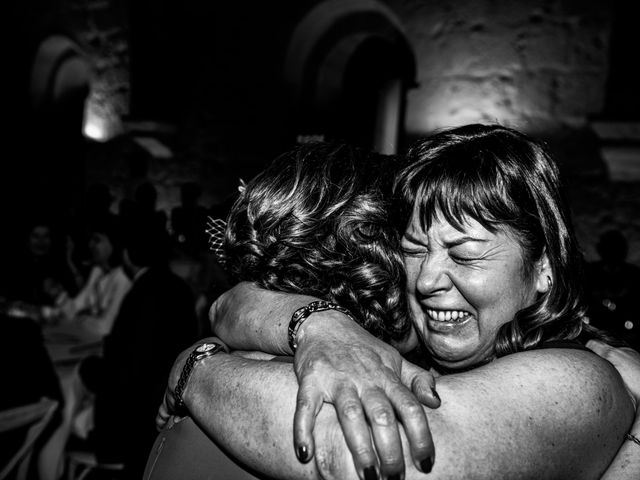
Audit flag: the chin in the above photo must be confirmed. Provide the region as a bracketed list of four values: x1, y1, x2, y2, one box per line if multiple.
[426, 340, 491, 373]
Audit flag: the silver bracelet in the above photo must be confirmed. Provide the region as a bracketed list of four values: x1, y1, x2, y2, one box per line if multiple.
[625, 433, 640, 447]
[288, 300, 354, 352]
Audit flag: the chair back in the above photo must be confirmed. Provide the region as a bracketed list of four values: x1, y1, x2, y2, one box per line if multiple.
[0, 398, 59, 480]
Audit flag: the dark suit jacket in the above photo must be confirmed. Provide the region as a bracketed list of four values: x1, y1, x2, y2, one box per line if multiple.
[94, 266, 198, 477]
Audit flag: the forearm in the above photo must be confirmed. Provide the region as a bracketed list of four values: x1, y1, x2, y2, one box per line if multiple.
[211, 282, 321, 355]
[182, 348, 634, 480]
[183, 353, 324, 479]
[600, 419, 640, 480]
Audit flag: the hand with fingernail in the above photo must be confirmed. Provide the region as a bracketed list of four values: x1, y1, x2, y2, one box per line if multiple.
[292, 311, 439, 480]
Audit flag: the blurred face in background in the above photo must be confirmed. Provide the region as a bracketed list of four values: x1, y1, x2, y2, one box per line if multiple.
[89, 232, 114, 268]
[29, 225, 52, 257]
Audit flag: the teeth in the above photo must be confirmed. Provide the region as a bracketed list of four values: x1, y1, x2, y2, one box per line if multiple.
[426, 309, 470, 322]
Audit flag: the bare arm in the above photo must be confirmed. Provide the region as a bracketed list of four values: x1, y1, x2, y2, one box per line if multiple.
[210, 282, 318, 355]
[210, 283, 439, 475]
[182, 347, 633, 480]
[211, 282, 418, 355]
[587, 340, 640, 480]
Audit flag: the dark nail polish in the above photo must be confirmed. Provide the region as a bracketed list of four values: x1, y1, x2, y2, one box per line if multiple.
[297, 444, 309, 462]
[363, 466, 377, 480]
[387, 475, 402, 480]
[420, 457, 433, 473]
[431, 387, 440, 402]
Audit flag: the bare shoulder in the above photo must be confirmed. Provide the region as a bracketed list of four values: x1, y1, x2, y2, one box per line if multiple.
[442, 347, 634, 424]
[420, 348, 635, 479]
[491, 346, 632, 399]
[315, 348, 635, 480]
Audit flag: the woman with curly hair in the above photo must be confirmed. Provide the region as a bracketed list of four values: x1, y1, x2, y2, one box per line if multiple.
[222, 142, 413, 345]
[145, 142, 439, 480]
[151, 131, 640, 480]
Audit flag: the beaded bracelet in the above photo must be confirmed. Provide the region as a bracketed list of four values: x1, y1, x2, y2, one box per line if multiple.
[288, 300, 355, 352]
[626, 433, 640, 447]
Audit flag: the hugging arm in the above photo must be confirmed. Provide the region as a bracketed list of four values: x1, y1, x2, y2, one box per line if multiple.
[210, 282, 439, 476]
[180, 346, 633, 480]
[210, 282, 317, 355]
[587, 340, 640, 480]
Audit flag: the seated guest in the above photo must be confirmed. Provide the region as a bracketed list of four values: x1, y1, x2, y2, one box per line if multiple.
[81, 225, 199, 479]
[53, 218, 131, 339]
[0, 218, 83, 307]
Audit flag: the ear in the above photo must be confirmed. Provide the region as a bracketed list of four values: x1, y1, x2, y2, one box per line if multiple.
[534, 252, 553, 294]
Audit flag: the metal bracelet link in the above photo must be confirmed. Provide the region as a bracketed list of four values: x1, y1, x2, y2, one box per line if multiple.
[288, 300, 355, 352]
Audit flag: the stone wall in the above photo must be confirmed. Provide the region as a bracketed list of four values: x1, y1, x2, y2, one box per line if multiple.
[29, 0, 639, 264]
[388, 0, 612, 134]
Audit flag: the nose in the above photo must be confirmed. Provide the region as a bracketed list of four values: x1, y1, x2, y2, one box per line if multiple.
[415, 252, 453, 296]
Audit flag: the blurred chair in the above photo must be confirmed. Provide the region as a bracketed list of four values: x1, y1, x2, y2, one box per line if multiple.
[65, 450, 123, 480]
[0, 398, 59, 480]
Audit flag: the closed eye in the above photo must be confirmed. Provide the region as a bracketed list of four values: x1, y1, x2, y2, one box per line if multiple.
[451, 255, 478, 264]
[402, 247, 427, 257]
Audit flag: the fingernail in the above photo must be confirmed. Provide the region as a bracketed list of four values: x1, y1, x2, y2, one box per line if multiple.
[296, 444, 309, 462]
[431, 387, 440, 402]
[387, 475, 402, 480]
[420, 457, 433, 473]
[363, 466, 377, 480]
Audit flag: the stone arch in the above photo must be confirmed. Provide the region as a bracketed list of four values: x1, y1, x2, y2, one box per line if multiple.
[284, 0, 416, 153]
[28, 35, 92, 212]
[30, 35, 91, 111]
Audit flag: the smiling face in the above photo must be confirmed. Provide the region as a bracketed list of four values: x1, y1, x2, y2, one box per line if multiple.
[402, 209, 550, 371]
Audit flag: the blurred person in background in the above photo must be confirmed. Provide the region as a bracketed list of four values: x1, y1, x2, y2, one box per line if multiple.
[80, 224, 199, 479]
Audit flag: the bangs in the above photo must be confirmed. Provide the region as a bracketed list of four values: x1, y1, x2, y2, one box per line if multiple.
[407, 150, 520, 234]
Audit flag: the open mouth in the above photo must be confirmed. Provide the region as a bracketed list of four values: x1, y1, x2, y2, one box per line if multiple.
[425, 309, 471, 323]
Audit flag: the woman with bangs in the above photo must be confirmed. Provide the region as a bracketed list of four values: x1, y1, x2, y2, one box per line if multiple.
[152, 126, 640, 480]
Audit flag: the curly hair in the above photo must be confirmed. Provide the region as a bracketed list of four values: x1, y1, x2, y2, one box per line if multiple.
[223, 143, 411, 342]
[394, 124, 588, 357]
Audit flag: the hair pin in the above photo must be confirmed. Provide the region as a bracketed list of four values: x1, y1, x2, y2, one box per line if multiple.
[206, 216, 227, 265]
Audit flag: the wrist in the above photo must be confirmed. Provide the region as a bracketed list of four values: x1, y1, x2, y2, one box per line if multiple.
[174, 341, 227, 414]
[296, 308, 355, 350]
[183, 350, 229, 410]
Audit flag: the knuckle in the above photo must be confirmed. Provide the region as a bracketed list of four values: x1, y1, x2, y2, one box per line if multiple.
[400, 401, 424, 419]
[383, 371, 403, 386]
[300, 357, 327, 374]
[378, 455, 403, 472]
[296, 395, 315, 412]
[340, 401, 364, 421]
[370, 407, 395, 427]
[351, 445, 375, 463]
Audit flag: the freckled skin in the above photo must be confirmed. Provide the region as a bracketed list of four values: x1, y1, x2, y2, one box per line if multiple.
[402, 210, 548, 371]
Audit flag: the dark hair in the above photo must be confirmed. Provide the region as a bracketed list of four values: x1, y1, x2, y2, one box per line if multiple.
[395, 124, 587, 356]
[223, 143, 410, 342]
[90, 217, 124, 268]
[124, 224, 170, 267]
